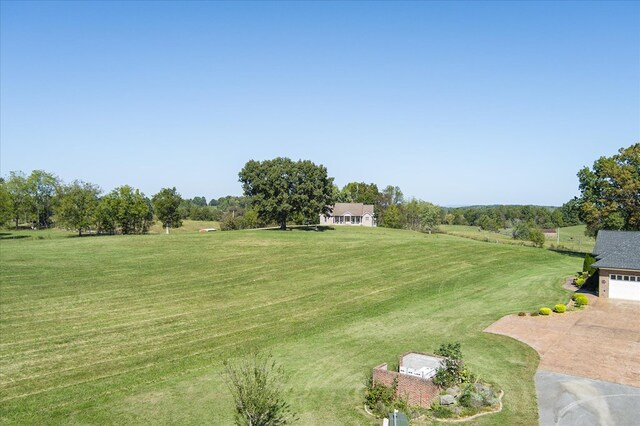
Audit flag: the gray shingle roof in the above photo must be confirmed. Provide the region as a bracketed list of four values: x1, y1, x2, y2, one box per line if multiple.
[331, 203, 374, 216]
[591, 230, 640, 270]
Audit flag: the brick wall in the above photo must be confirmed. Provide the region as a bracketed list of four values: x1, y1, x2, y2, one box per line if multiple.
[372, 363, 440, 408]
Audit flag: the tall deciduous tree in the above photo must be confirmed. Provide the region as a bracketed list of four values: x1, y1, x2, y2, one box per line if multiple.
[152, 187, 183, 234]
[239, 158, 334, 230]
[577, 143, 640, 236]
[57, 181, 101, 236]
[340, 182, 379, 205]
[0, 179, 13, 227]
[420, 201, 442, 234]
[97, 186, 154, 234]
[27, 170, 60, 228]
[5, 171, 31, 229]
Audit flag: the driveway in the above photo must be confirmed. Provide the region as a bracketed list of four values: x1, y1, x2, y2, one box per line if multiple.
[485, 295, 640, 425]
[485, 296, 640, 387]
[536, 370, 640, 426]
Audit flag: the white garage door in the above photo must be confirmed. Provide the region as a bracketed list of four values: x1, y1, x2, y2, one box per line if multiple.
[609, 274, 640, 301]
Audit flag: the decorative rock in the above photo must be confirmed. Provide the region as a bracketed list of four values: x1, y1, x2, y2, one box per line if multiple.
[446, 386, 460, 396]
[440, 394, 456, 405]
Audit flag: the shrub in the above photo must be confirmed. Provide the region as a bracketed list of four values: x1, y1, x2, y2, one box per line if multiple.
[364, 380, 394, 410]
[583, 254, 597, 276]
[554, 304, 566, 313]
[539, 307, 551, 315]
[530, 312, 539, 317]
[574, 294, 589, 307]
[430, 401, 454, 418]
[518, 312, 526, 317]
[433, 342, 470, 388]
[223, 352, 297, 426]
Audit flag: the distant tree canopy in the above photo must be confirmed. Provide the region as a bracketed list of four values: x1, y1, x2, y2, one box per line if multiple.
[56, 181, 101, 236]
[239, 157, 334, 230]
[97, 186, 154, 234]
[152, 187, 183, 233]
[337, 182, 379, 205]
[576, 143, 640, 236]
[3, 170, 60, 229]
[444, 204, 564, 230]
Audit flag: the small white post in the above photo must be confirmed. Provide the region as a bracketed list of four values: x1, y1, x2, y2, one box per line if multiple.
[165, 224, 169, 235]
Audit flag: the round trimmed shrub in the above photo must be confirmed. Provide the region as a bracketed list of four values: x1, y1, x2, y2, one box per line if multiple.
[574, 294, 589, 307]
[539, 307, 552, 315]
[518, 312, 526, 317]
[554, 304, 566, 313]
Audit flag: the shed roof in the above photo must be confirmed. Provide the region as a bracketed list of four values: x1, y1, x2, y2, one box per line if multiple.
[591, 230, 640, 270]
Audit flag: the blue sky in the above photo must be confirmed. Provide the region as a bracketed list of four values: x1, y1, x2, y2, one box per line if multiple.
[1, 1, 638, 206]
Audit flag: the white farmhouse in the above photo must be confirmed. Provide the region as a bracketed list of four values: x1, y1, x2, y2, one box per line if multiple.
[319, 203, 376, 227]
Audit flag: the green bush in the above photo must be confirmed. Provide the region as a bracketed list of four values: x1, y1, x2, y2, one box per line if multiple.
[430, 401, 454, 418]
[554, 304, 566, 313]
[583, 254, 597, 276]
[539, 307, 551, 315]
[574, 294, 589, 307]
[575, 276, 586, 287]
[530, 312, 539, 317]
[518, 312, 526, 316]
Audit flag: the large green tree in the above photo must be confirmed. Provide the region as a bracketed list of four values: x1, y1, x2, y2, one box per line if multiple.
[0, 179, 13, 227]
[56, 181, 101, 236]
[97, 186, 154, 234]
[577, 143, 640, 236]
[239, 158, 334, 230]
[5, 171, 32, 229]
[340, 182, 379, 205]
[152, 187, 183, 234]
[27, 170, 60, 228]
[419, 201, 442, 234]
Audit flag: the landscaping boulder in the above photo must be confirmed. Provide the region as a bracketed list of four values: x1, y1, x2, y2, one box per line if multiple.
[445, 386, 460, 396]
[440, 394, 456, 405]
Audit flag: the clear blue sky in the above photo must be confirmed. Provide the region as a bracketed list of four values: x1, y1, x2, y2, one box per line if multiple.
[1, 1, 638, 206]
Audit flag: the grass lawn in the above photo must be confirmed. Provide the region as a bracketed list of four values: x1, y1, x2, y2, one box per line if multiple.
[0, 227, 580, 424]
[147, 219, 222, 234]
[439, 224, 595, 254]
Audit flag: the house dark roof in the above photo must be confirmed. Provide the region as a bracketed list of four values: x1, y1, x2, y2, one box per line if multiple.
[591, 230, 640, 271]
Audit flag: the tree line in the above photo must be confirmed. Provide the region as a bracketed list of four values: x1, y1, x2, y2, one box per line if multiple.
[2, 143, 636, 237]
[0, 170, 255, 235]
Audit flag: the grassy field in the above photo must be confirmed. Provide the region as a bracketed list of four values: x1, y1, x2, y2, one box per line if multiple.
[0, 227, 580, 425]
[148, 220, 221, 234]
[0, 220, 222, 240]
[439, 224, 595, 253]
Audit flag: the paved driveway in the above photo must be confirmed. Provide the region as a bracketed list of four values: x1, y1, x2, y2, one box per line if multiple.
[536, 370, 640, 426]
[485, 295, 640, 425]
[485, 297, 640, 387]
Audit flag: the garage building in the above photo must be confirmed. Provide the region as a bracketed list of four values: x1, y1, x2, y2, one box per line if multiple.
[592, 230, 640, 301]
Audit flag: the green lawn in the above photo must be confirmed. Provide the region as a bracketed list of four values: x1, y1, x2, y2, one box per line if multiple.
[439, 224, 595, 254]
[0, 227, 580, 424]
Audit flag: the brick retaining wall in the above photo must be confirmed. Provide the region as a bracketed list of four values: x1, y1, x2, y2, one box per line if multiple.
[372, 363, 440, 408]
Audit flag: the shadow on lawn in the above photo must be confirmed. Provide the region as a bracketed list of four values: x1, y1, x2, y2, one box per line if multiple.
[548, 248, 588, 259]
[263, 225, 335, 232]
[0, 233, 30, 240]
